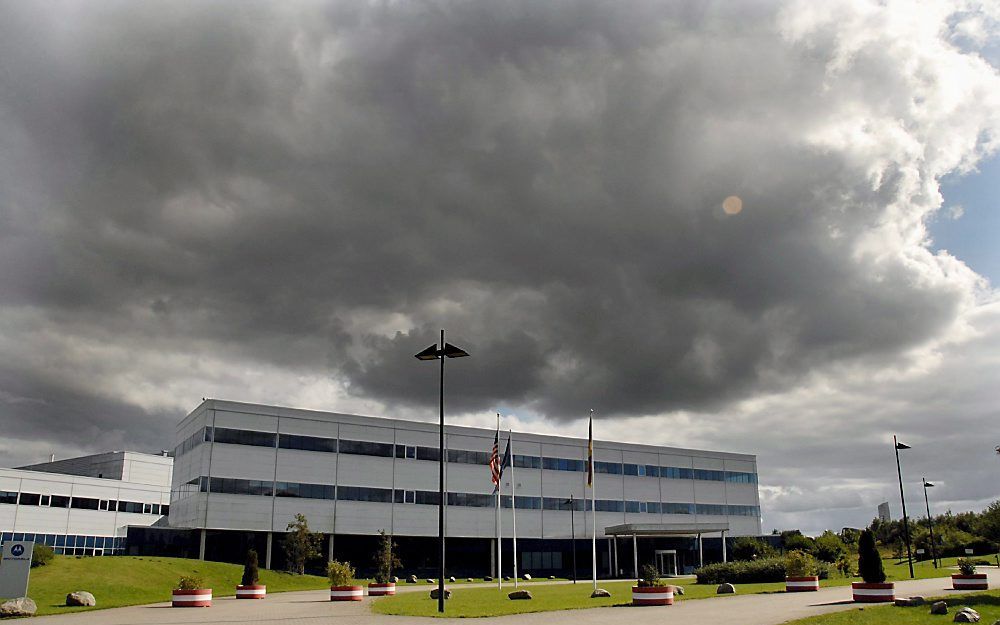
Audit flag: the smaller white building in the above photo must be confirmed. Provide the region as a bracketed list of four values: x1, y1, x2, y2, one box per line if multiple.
[0, 451, 173, 556]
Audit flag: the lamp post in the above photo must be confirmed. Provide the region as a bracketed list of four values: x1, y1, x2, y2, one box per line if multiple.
[565, 496, 577, 584]
[415, 330, 470, 613]
[922, 479, 937, 568]
[893, 436, 914, 579]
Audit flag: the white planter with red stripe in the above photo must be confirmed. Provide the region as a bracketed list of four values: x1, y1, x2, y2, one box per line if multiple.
[172, 589, 212, 607]
[236, 584, 266, 599]
[952, 574, 988, 590]
[785, 576, 819, 592]
[368, 582, 396, 596]
[631, 585, 674, 606]
[330, 585, 364, 601]
[851, 582, 894, 603]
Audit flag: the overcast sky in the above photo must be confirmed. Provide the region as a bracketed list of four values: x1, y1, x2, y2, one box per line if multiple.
[2, 0, 998, 535]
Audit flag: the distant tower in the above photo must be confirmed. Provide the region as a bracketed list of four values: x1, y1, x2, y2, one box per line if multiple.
[877, 501, 891, 522]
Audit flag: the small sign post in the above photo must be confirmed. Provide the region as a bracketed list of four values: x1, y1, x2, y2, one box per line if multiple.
[0, 541, 34, 598]
[965, 548, 974, 555]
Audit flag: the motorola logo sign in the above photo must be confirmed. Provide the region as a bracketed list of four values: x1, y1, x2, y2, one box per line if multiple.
[10, 544, 24, 557]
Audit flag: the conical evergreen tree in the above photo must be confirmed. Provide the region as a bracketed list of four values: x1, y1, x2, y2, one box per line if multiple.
[857, 529, 886, 583]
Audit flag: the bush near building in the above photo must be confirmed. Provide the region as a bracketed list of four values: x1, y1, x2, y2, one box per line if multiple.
[695, 557, 830, 584]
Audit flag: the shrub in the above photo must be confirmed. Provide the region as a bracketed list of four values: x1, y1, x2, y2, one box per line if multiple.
[31, 544, 54, 567]
[373, 529, 402, 584]
[283, 513, 323, 575]
[813, 531, 847, 563]
[177, 575, 205, 590]
[637, 563, 667, 587]
[835, 553, 854, 578]
[327, 559, 356, 586]
[785, 550, 818, 577]
[957, 557, 977, 575]
[242, 549, 260, 586]
[857, 529, 886, 584]
[695, 557, 786, 584]
[783, 531, 816, 553]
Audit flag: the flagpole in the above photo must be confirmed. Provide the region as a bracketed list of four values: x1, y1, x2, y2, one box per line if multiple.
[496, 413, 502, 591]
[510, 429, 519, 589]
[590, 409, 597, 591]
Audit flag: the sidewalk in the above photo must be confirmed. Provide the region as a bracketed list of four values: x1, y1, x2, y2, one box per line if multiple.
[25, 569, 997, 625]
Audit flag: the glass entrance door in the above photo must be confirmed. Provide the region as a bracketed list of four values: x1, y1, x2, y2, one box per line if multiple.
[655, 549, 677, 576]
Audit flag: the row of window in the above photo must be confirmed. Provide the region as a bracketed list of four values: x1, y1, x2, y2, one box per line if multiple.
[0, 491, 166, 515]
[1, 532, 126, 550]
[195, 477, 759, 517]
[179, 426, 758, 484]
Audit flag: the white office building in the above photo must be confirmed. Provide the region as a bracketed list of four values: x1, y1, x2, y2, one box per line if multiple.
[0, 451, 173, 556]
[167, 400, 761, 577]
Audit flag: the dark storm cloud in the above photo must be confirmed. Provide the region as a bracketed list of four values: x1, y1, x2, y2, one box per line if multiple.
[0, 0, 998, 468]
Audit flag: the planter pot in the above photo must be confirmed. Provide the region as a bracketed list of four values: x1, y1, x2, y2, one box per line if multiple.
[851, 582, 894, 603]
[952, 574, 988, 590]
[329, 585, 364, 601]
[631, 585, 674, 606]
[368, 582, 396, 596]
[172, 589, 212, 607]
[236, 584, 266, 599]
[785, 576, 819, 592]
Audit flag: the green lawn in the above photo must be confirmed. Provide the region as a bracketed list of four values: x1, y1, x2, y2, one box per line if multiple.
[784, 590, 1000, 625]
[373, 555, 982, 618]
[2, 555, 329, 617]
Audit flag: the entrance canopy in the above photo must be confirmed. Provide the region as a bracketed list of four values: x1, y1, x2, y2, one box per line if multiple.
[604, 522, 731, 576]
[604, 522, 729, 537]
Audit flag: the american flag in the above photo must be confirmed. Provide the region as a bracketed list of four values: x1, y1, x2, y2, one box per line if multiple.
[490, 430, 501, 488]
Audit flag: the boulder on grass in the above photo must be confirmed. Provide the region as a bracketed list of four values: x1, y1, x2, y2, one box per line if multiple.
[467, 578, 473, 582]
[591, 589, 611, 598]
[717, 583, 736, 594]
[954, 607, 981, 623]
[523, 574, 531, 581]
[66, 591, 96, 607]
[908, 596, 926, 606]
[549, 575, 556, 580]
[449, 576, 456, 583]
[430, 588, 451, 600]
[931, 601, 949, 615]
[484, 576, 493, 582]
[509, 590, 532, 600]
[426, 578, 435, 584]
[0, 597, 37, 617]
[408, 575, 418, 583]
[504, 576, 511, 581]
[674, 586, 685, 596]
[390, 576, 399, 583]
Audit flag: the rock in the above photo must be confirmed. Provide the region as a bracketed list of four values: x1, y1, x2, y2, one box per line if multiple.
[954, 607, 981, 623]
[483, 576, 493, 582]
[895, 598, 910, 607]
[523, 573, 532, 581]
[408, 575, 418, 583]
[931, 601, 949, 615]
[674, 585, 685, 595]
[717, 583, 736, 594]
[66, 591, 96, 607]
[426, 578, 435, 584]
[467, 578, 473, 582]
[0, 597, 37, 617]
[504, 576, 511, 581]
[449, 576, 456, 583]
[591, 588, 611, 598]
[508, 590, 533, 600]
[430, 587, 451, 600]
[549, 575, 556, 580]
[908, 596, 926, 606]
[390, 576, 399, 583]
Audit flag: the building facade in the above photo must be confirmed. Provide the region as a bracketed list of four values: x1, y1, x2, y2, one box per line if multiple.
[0, 451, 173, 556]
[168, 400, 761, 577]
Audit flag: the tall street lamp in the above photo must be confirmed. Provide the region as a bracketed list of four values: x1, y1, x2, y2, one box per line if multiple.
[415, 330, 469, 613]
[564, 496, 577, 584]
[922, 479, 937, 568]
[894, 436, 914, 579]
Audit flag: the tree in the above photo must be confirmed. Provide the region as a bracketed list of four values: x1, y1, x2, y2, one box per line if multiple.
[782, 531, 816, 553]
[373, 529, 402, 584]
[975, 500, 1000, 545]
[242, 548, 260, 586]
[814, 530, 846, 563]
[857, 528, 886, 584]
[731, 537, 776, 561]
[283, 513, 322, 574]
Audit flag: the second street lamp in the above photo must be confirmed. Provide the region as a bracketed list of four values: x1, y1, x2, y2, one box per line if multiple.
[894, 435, 915, 579]
[923, 479, 937, 568]
[415, 330, 469, 613]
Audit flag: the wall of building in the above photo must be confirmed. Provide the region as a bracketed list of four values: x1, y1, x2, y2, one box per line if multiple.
[169, 400, 762, 542]
[18, 451, 173, 487]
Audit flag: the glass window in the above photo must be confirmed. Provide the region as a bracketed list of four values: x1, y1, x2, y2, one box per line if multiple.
[415, 491, 441, 506]
[279, 433, 337, 453]
[623, 464, 639, 476]
[625, 500, 641, 513]
[645, 501, 661, 514]
[212, 427, 276, 448]
[0, 491, 17, 505]
[71, 497, 99, 510]
[513, 455, 541, 469]
[161, 504, 170, 515]
[98, 500, 109, 511]
[415, 446, 440, 462]
[339, 439, 393, 457]
[18, 493, 41, 506]
[40, 495, 51, 506]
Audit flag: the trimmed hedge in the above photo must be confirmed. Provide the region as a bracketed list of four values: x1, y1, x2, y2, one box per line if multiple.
[694, 557, 830, 584]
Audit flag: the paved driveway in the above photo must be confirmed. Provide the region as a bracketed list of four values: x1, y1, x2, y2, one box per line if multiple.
[27, 568, 998, 625]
